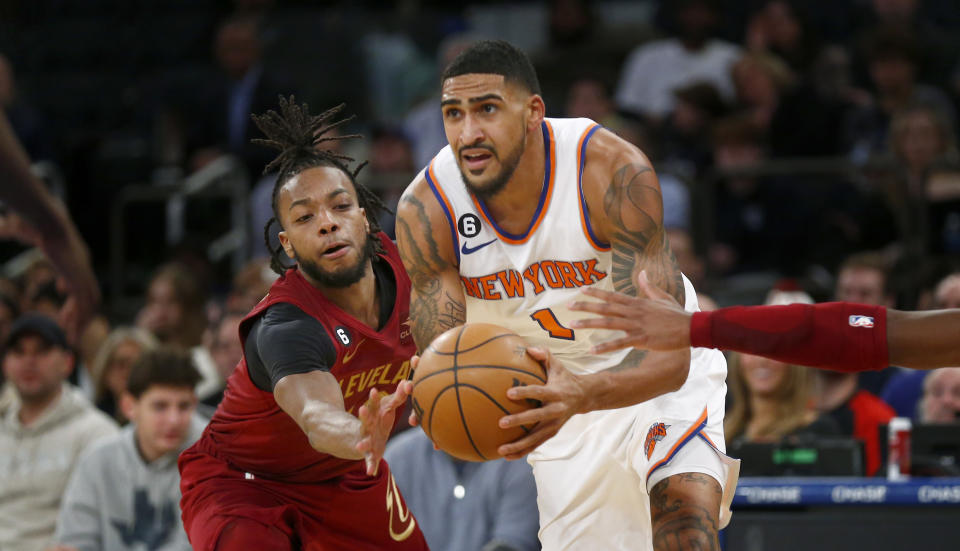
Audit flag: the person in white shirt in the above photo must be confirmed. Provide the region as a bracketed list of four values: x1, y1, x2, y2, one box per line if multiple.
[615, 0, 740, 122]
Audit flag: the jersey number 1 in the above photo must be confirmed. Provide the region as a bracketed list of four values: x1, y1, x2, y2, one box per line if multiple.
[530, 308, 575, 340]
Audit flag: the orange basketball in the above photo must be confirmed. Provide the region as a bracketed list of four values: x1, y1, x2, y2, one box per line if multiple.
[411, 323, 546, 461]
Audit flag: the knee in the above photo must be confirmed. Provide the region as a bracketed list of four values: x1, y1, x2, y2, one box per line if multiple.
[216, 520, 293, 551]
[651, 508, 719, 551]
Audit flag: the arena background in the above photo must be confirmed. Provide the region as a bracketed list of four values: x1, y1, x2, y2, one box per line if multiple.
[1, 1, 960, 550]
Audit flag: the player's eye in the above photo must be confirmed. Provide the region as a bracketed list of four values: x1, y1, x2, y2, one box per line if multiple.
[296, 213, 313, 223]
[334, 203, 351, 211]
[445, 108, 462, 120]
[481, 103, 497, 114]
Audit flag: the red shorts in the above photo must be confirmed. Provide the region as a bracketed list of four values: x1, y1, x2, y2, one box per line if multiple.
[179, 449, 429, 551]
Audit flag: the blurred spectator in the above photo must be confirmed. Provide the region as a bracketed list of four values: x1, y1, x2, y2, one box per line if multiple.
[90, 328, 159, 424]
[55, 347, 204, 551]
[835, 251, 894, 307]
[616, 0, 740, 123]
[224, 258, 276, 313]
[136, 263, 221, 400]
[565, 77, 616, 125]
[845, 27, 955, 162]
[565, 77, 646, 148]
[769, 45, 872, 157]
[667, 228, 706, 290]
[0, 291, 19, 346]
[745, 0, 822, 74]
[0, 315, 117, 551]
[136, 263, 207, 349]
[725, 290, 837, 445]
[404, 32, 480, 169]
[709, 115, 808, 276]
[934, 273, 960, 308]
[730, 51, 795, 138]
[919, 367, 960, 423]
[186, 16, 292, 179]
[881, 369, 929, 419]
[363, 125, 416, 238]
[199, 311, 244, 409]
[811, 345, 895, 476]
[725, 354, 836, 445]
[661, 81, 726, 178]
[868, 103, 960, 256]
[535, 0, 638, 113]
[879, 268, 959, 417]
[0, 54, 53, 161]
[385, 429, 540, 551]
[858, 0, 956, 89]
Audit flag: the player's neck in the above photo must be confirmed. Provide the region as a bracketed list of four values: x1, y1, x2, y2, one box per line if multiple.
[481, 128, 546, 234]
[312, 261, 381, 329]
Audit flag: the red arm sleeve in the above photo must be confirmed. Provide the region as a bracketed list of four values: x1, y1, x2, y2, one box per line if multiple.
[690, 302, 889, 372]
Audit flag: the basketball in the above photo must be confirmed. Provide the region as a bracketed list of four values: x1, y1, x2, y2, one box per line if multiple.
[411, 323, 547, 461]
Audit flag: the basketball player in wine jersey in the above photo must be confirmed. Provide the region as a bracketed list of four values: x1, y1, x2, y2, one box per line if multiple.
[397, 41, 738, 550]
[178, 98, 428, 551]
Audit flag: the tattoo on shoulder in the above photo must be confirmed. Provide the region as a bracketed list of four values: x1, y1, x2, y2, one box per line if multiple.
[602, 163, 684, 304]
[396, 195, 465, 351]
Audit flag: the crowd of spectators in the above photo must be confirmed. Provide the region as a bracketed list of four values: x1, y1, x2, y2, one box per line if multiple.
[2, 0, 960, 550]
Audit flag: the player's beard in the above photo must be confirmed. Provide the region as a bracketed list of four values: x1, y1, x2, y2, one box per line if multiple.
[458, 126, 526, 201]
[294, 233, 376, 288]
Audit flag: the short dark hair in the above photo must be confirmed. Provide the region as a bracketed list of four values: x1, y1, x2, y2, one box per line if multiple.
[441, 40, 541, 95]
[126, 346, 202, 399]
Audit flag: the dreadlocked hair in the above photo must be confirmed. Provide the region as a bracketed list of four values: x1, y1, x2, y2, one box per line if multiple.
[251, 96, 390, 276]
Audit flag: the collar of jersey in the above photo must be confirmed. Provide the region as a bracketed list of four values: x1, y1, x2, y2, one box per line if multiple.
[469, 119, 556, 246]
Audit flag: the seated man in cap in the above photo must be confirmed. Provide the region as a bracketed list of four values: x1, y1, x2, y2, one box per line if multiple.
[0, 314, 117, 551]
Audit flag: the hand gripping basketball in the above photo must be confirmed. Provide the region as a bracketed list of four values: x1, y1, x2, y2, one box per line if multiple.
[497, 346, 589, 460]
[411, 324, 548, 461]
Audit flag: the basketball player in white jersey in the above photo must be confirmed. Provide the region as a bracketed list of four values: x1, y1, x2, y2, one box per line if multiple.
[396, 40, 738, 551]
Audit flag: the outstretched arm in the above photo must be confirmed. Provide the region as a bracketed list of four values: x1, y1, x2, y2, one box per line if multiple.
[395, 175, 466, 352]
[275, 371, 412, 476]
[571, 271, 960, 371]
[886, 309, 960, 369]
[0, 111, 99, 340]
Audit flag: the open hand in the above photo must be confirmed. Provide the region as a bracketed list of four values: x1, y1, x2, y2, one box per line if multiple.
[356, 380, 413, 476]
[497, 346, 587, 460]
[568, 270, 692, 353]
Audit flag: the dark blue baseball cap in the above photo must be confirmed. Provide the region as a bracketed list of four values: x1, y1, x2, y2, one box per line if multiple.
[5, 314, 69, 350]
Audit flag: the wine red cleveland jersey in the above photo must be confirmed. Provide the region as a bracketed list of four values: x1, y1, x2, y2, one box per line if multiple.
[189, 232, 415, 482]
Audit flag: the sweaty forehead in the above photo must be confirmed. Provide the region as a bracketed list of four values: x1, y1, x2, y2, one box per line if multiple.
[441, 73, 511, 101]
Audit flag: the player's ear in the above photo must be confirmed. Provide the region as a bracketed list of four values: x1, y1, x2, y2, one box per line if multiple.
[359, 208, 370, 233]
[526, 94, 545, 132]
[278, 231, 295, 260]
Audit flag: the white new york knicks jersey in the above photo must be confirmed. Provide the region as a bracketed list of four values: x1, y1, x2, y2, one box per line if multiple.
[426, 117, 737, 549]
[426, 117, 627, 374]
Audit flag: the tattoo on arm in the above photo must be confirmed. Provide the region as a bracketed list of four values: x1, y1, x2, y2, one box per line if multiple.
[649, 474, 720, 551]
[396, 195, 466, 351]
[602, 163, 684, 304]
[608, 347, 647, 373]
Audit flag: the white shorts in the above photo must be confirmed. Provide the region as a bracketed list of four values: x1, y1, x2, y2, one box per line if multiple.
[528, 347, 740, 551]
